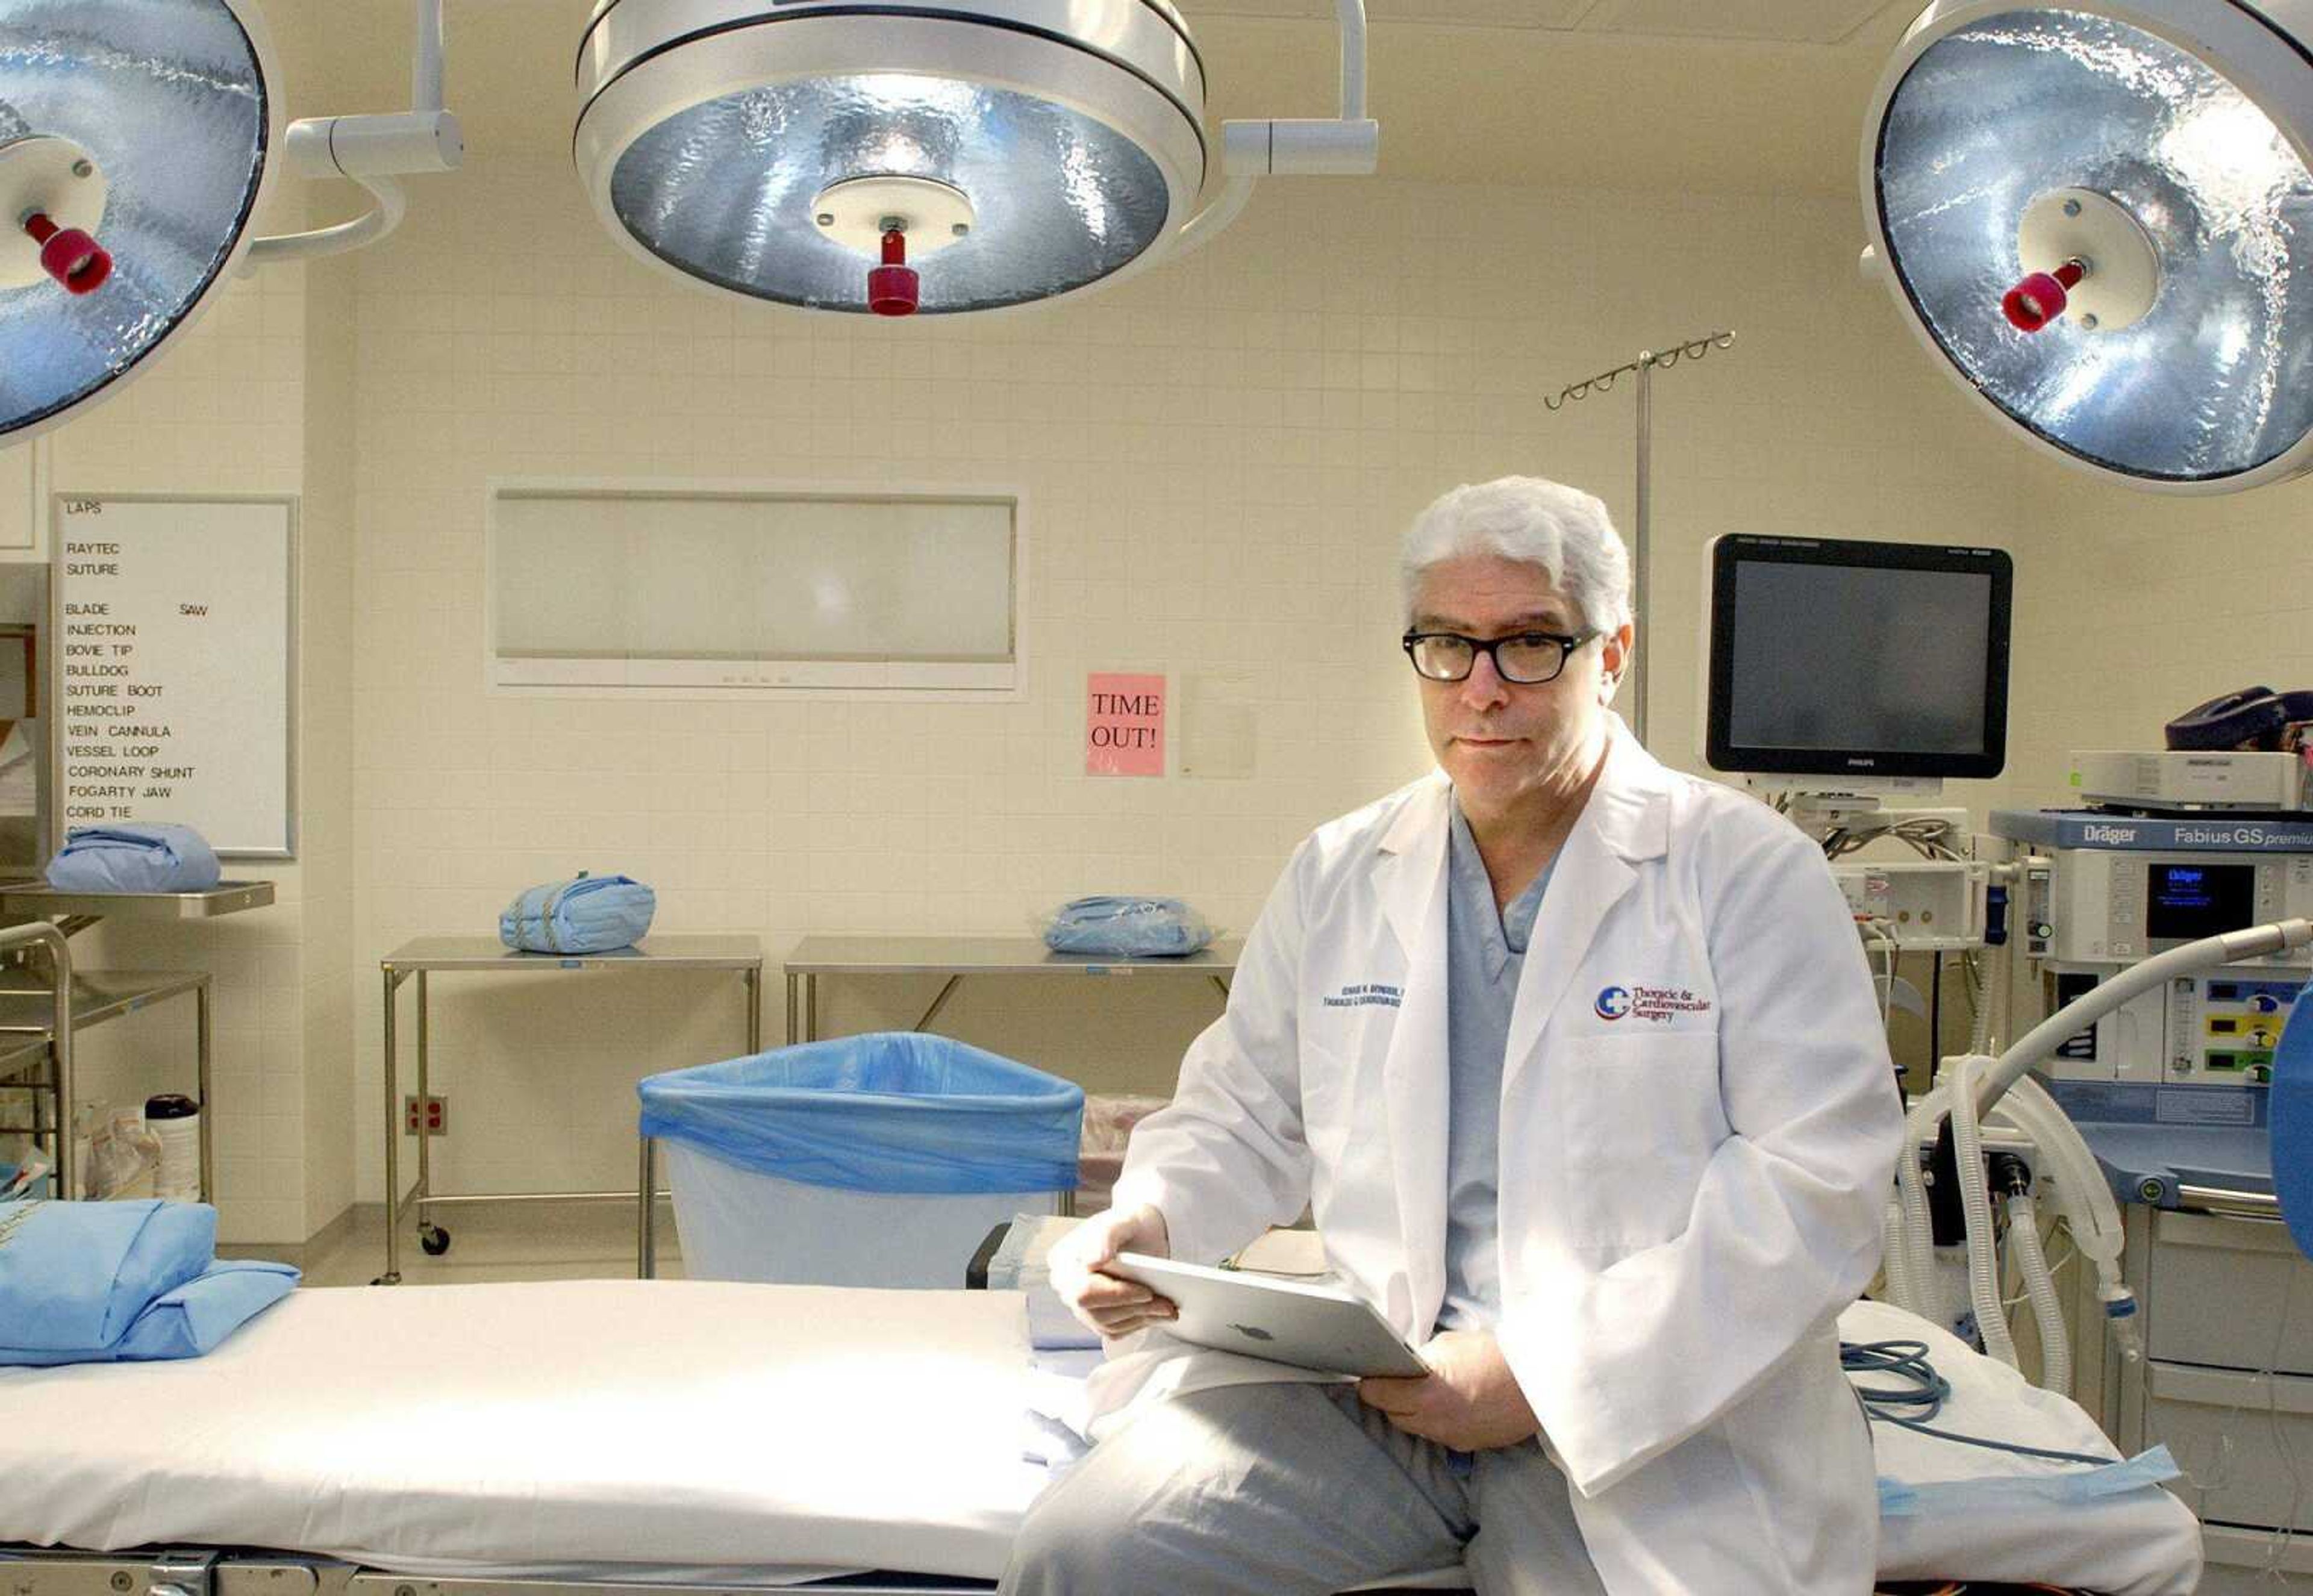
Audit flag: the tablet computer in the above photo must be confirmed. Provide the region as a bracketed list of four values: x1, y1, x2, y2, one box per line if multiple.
[1107, 1252, 1429, 1378]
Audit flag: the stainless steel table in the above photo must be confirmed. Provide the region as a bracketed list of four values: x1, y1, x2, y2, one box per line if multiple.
[378, 935, 763, 1285]
[0, 881, 276, 936]
[0, 968, 211, 1203]
[0, 882, 263, 1203]
[781, 934, 1243, 1044]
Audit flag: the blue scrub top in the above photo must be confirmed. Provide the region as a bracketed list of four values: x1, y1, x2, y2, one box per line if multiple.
[1438, 797, 1556, 1334]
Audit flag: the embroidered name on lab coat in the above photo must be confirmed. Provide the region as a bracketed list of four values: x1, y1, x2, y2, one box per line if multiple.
[1325, 982, 1403, 1009]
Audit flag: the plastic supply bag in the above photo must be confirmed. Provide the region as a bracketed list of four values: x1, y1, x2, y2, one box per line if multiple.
[638, 1032, 1083, 1195]
[1076, 1093, 1169, 1213]
[0, 1146, 51, 1200]
[45, 824, 222, 894]
[86, 1107, 160, 1201]
[499, 872, 655, 955]
[1041, 896, 1214, 958]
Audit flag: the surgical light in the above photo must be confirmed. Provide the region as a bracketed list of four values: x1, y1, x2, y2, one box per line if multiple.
[0, 0, 272, 444]
[0, 0, 462, 447]
[1861, 1, 2313, 493]
[573, 1, 1381, 317]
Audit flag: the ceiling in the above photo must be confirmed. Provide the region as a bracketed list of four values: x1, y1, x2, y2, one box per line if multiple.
[1191, 0, 1904, 45]
[287, 0, 1923, 198]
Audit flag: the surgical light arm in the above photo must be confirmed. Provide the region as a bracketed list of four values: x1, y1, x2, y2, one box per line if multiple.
[245, 0, 464, 267]
[1174, 0, 1381, 259]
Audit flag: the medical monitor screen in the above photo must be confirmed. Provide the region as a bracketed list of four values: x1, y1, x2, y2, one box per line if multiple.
[2145, 863, 2256, 943]
[1704, 535, 2011, 781]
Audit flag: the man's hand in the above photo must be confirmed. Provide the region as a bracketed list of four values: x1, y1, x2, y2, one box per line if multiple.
[1048, 1203, 1177, 1340]
[1356, 1330, 1540, 1452]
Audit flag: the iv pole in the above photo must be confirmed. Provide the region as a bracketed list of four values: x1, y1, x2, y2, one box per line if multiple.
[1543, 329, 1737, 746]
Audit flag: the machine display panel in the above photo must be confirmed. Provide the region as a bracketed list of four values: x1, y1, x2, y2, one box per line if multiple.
[2145, 862, 2258, 942]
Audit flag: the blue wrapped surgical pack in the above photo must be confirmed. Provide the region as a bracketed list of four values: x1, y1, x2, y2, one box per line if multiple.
[1043, 896, 1213, 957]
[0, 1199, 297, 1365]
[499, 872, 656, 955]
[46, 824, 222, 894]
[639, 1032, 1083, 1194]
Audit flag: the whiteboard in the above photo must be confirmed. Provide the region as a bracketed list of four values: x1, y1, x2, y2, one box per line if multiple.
[51, 495, 296, 859]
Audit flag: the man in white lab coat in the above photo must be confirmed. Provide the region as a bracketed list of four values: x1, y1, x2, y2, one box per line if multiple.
[1002, 476, 1903, 1596]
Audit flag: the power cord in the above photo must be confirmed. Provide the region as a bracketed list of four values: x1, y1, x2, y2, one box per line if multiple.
[1841, 1338, 2113, 1466]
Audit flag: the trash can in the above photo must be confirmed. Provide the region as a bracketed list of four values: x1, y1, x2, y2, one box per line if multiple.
[638, 1032, 1084, 1288]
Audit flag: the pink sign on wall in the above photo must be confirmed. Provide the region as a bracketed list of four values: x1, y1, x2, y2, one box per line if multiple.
[1087, 673, 1166, 777]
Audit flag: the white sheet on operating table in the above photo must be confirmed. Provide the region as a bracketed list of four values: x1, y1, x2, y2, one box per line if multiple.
[0, 1280, 1046, 1580]
[0, 1280, 2202, 1594]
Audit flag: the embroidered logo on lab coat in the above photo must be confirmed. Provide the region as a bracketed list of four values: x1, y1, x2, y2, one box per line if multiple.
[1596, 985, 1709, 1024]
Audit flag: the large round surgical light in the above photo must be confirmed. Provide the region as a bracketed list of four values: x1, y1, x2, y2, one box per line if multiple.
[0, 0, 276, 444]
[574, 1, 1208, 316]
[1862, 1, 2313, 492]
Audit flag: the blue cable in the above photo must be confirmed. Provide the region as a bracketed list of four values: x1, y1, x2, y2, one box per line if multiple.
[1842, 1338, 2114, 1467]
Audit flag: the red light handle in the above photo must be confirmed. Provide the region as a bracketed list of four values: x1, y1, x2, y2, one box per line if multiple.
[2002, 259, 2085, 334]
[23, 211, 112, 295]
[869, 226, 919, 317]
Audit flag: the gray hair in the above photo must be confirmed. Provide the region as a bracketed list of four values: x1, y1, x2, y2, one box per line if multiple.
[1399, 476, 1632, 634]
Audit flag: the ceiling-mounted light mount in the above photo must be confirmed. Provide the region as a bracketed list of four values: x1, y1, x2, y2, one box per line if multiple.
[574, 0, 1379, 316]
[1861, 0, 2313, 493]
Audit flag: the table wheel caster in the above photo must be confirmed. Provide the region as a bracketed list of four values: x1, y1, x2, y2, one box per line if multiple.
[419, 1223, 451, 1257]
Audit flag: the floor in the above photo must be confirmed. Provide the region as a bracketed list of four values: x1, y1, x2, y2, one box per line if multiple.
[298, 1199, 687, 1288]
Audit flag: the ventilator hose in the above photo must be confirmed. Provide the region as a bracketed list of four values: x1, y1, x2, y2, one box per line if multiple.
[1894, 1091, 1943, 1318]
[1880, 1197, 1916, 1310]
[1949, 1054, 2020, 1369]
[2005, 1189, 2070, 1397]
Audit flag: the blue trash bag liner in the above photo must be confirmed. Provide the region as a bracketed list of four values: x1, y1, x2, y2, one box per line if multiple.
[46, 824, 222, 894]
[499, 873, 656, 955]
[1043, 896, 1214, 957]
[0, 1199, 298, 1364]
[639, 1032, 1083, 1195]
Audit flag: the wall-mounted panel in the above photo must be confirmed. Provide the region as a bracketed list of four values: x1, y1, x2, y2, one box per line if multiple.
[489, 483, 1020, 697]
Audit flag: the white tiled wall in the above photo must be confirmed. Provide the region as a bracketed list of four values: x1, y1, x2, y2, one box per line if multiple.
[42, 215, 320, 1244]
[2006, 452, 2313, 771]
[346, 161, 2050, 1204]
[299, 246, 359, 1241]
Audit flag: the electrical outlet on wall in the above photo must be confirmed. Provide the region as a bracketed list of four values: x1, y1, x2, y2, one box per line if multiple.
[402, 1094, 448, 1135]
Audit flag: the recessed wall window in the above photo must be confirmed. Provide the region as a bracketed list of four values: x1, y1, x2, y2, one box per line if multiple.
[488, 484, 1019, 696]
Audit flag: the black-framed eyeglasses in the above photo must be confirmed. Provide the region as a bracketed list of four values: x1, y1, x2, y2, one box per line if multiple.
[1401, 628, 1600, 685]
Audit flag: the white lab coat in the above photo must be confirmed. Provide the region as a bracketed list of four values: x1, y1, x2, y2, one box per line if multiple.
[1099, 720, 1904, 1594]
